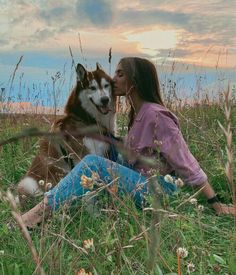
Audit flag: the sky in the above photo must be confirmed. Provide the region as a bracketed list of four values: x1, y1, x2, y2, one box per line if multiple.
[0, 0, 236, 109]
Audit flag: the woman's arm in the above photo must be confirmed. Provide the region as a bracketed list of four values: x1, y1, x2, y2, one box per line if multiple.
[153, 111, 236, 216]
[198, 181, 236, 215]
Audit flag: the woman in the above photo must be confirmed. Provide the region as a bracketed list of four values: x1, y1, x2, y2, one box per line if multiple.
[21, 57, 236, 227]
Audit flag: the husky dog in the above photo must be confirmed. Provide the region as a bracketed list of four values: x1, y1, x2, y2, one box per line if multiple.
[17, 63, 116, 205]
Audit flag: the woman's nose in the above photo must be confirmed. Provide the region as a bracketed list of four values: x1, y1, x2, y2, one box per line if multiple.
[111, 79, 116, 87]
[112, 75, 117, 82]
[112, 80, 116, 89]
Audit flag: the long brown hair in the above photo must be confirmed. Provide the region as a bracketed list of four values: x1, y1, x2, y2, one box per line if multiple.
[119, 57, 164, 128]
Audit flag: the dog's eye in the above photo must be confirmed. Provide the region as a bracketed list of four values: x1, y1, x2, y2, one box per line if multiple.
[90, 86, 96, 91]
[104, 84, 110, 89]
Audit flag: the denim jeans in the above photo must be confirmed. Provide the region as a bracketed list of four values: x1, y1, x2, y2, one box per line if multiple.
[45, 154, 177, 210]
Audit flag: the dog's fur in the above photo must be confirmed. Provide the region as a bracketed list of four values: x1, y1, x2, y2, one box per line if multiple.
[17, 63, 116, 205]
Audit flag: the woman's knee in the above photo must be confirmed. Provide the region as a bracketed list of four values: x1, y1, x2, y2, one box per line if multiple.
[81, 154, 106, 165]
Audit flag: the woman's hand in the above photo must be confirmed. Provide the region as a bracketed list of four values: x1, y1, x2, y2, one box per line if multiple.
[211, 202, 236, 216]
[198, 181, 236, 216]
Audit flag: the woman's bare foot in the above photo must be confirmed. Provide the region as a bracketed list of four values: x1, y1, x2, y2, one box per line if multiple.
[21, 197, 51, 228]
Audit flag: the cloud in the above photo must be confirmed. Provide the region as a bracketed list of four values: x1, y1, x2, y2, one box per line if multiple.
[115, 4, 236, 64]
[76, 0, 113, 27]
[33, 28, 56, 41]
[157, 48, 191, 58]
[36, 0, 114, 30]
[39, 5, 72, 25]
[117, 7, 236, 38]
[0, 38, 9, 46]
[118, 9, 189, 29]
[1, 0, 235, 69]
[10, 28, 59, 51]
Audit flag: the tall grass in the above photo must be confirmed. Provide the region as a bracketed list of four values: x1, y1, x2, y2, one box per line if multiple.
[0, 58, 236, 274]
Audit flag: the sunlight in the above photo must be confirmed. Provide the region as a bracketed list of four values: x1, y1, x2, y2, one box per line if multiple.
[125, 28, 178, 56]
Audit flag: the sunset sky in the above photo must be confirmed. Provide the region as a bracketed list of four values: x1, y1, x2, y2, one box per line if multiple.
[0, 0, 236, 107]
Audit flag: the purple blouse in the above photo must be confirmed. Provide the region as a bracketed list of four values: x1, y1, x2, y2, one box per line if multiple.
[125, 102, 207, 186]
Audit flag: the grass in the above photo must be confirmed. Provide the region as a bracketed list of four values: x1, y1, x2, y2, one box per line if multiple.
[0, 102, 235, 274]
[0, 58, 236, 274]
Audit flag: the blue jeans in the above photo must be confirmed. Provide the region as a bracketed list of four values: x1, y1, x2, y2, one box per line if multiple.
[45, 154, 177, 210]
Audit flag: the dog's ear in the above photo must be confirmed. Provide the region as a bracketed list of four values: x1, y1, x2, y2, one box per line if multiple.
[96, 62, 103, 71]
[76, 63, 86, 81]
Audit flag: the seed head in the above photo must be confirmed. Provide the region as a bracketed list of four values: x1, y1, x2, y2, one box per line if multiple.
[164, 174, 174, 183]
[189, 198, 198, 205]
[175, 178, 184, 187]
[177, 247, 188, 258]
[187, 262, 195, 273]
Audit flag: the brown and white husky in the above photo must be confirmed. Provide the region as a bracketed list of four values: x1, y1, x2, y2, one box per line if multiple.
[17, 63, 116, 205]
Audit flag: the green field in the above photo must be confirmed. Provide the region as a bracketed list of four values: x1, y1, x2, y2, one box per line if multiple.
[0, 101, 236, 274]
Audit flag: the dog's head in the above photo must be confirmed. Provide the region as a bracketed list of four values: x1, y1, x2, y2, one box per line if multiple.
[65, 63, 115, 119]
[77, 63, 114, 116]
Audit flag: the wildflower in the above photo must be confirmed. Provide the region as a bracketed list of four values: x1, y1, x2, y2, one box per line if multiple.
[177, 247, 188, 258]
[189, 198, 197, 205]
[46, 182, 52, 190]
[81, 175, 94, 190]
[91, 172, 99, 181]
[197, 204, 204, 211]
[109, 183, 118, 194]
[0, 250, 4, 255]
[187, 262, 196, 273]
[175, 178, 184, 187]
[154, 139, 162, 146]
[38, 180, 45, 186]
[83, 238, 94, 250]
[135, 183, 145, 192]
[77, 268, 92, 275]
[164, 174, 174, 183]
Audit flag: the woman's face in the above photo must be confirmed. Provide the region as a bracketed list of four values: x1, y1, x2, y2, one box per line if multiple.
[113, 63, 131, 96]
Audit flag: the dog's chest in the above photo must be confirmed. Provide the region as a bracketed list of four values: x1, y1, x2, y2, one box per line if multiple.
[83, 137, 109, 156]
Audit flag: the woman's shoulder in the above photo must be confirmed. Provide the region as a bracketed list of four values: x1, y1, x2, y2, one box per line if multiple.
[142, 102, 169, 114]
[141, 102, 179, 125]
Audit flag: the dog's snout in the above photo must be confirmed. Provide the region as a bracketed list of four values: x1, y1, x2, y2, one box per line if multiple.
[101, 96, 109, 106]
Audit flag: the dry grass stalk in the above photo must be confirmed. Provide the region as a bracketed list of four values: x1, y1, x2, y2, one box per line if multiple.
[0, 125, 100, 147]
[146, 178, 163, 273]
[176, 187, 204, 210]
[108, 47, 112, 75]
[49, 232, 88, 255]
[6, 191, 46, 275]
[78, 32, 86, 64]
[9, 55, 23, 92]
[218, 85, 235, 205]
[69, 45, 76, 71]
